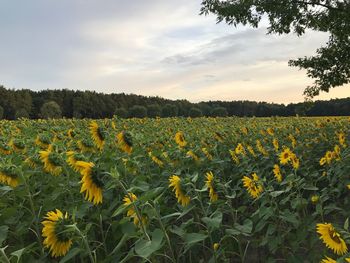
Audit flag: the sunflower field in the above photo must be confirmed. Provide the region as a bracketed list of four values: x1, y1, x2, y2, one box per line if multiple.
[0, 116, 350, 263]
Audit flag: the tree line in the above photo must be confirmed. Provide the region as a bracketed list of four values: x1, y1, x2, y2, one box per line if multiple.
[0, 85, 349, 119]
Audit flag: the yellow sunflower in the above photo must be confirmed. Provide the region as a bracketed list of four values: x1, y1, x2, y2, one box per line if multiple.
[39, 149, 62, 176]
[89, 121, 105, 151]
[291, 154, 300, 170]
[242, 173, 263, 199]
[169, 175, 190, 206]
[256, 140, 268, 156]
[123, 193, 147, 226]
[148, 152, 164, 167]
[311, 195, 319, 204]
[205, 171, 218, 202]
[77, 140, 95, 153]
[272, 138, 279, 152]
[187, 150, 200, 162]
[175, 131, 187, 147]
[201, 147, 213, 160]
[42, 209, 73, 258]
[320, 256, 336, 263]
[117, 131, 133, 154]
[279, 147, 293, 165]
[79, 162, 103, 205]
[66, 151, 86, 173]
[273, 164, 282, 182]
[229, 150, 240, 164]
[235, 143, 246, 156]
[316, 223, 348, 255]
[0, 169, 19, 188]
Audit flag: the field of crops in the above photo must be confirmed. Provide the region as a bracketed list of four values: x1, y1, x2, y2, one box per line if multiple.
[0, 116, 350, 262]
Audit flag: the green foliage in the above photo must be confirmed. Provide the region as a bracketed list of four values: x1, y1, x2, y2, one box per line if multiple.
[211, 106, 228, 117]
[147, 104, 161, 118]
[40, 101, 62, 119]
[162, 104, 178, 117]
[129, 105, 147, 118]
[200, 0, 350, 98]
[189, 107, 203, 117]
[114, 107, 128, 118]
[0, 105, 3, 119]
[0, 116, 349, 262]
[14, 108, 29, 119]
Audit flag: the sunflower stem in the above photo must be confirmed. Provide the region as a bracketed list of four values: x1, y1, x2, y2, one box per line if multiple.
[19, 171, 44, 256]
[118, 180, 151, 241]
[71, 224, 96, 263]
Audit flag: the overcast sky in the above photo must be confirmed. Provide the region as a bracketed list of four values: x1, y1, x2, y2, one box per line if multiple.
[0, 0, 348, 103]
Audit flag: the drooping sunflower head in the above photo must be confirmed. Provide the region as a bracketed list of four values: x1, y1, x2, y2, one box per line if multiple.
[273, 164, 282, 182]
[175, 131, 187, 147]
[316, 223, 348, 255]
[89, 121, 105, 151]
[77, 139, 95, 153]
[66, 151, 87, 172]
[272, 138, 279, 152]
[42, 209, 73, 258]
[39, 149, 62, 176]
[235, 143, 246, 156]
[123, 192, 147, 226]
[80, 163, 103, 205]
[205, 171, 218, 202]
[242, 173, 263, 199]
[320, 256, 336, 263]
[0, 166, 19, 188]
[117, 131, 133, 154]
[169, 175, 190, 206]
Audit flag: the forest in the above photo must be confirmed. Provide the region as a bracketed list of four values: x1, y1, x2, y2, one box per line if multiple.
[0, 85, 349, 119]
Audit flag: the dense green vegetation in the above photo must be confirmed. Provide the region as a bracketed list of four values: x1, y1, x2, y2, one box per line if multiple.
[0, 85, 349, 120]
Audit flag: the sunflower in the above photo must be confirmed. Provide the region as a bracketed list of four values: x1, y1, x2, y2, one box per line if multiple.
[79, 162, 103, 205]
[246, 145, 256, 157]
[201, 147, 213, 160]
[187, 150, 200, 162]
[117, 131, 133, 154]
[42, 209, 73, 258]
[338, 132, 346, 147]
[266, 127, 274, 136]
[39, 149, 62, 176]
[174, 131, 187, 147]
[0, 168, 19, 188]
[77, 139, 95, 153]
[148, 152, 164, 167]
[89, 121, 105, 151]
[229, 150, 240, 164]
[316, 223, 348, 255]
[291, 154, 300, 170]
[123, 193, 147, 226]
[235, 143, 246, 156]
[320, 257, 336, 263]
[205, 171, 218, 202]
[320, 157, 327, 166]
[273, 164, 282, 182]
[272, 138, 279, 152]
[169, 175, 190, 206]
[279, 147, 293, 165]
[242, 173, 263, 199]
[0, 143, 11, 155]
[66, 151, 86, 172]
[256, 140, 268, 156]
[311, 195, 319, 204]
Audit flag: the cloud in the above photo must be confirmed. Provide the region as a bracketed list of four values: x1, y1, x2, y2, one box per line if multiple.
[0, 0, 347, 103]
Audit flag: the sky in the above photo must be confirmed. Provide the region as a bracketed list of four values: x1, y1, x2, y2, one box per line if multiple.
[0, 0, 348, 104]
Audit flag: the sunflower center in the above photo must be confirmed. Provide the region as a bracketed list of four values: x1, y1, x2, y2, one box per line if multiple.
[329, 228, 342, 244]
[91, 168, 104, 188]
[123, 132, 133, 147]
[54, 218, 71, 242]
[48, 153, 61, 166]
[96, 127, 105, 141]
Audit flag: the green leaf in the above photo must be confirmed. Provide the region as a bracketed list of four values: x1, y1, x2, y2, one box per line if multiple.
[183, 233, 208, 250]
[135, 229, 164, 258]
[0, 226, 9, 246]
[59, 248, 83, 263]
[344, 218, 349, 231]
[202, 211, 222, 229]
[10, 248, 26, 262]
[270, 190, 284, 197]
